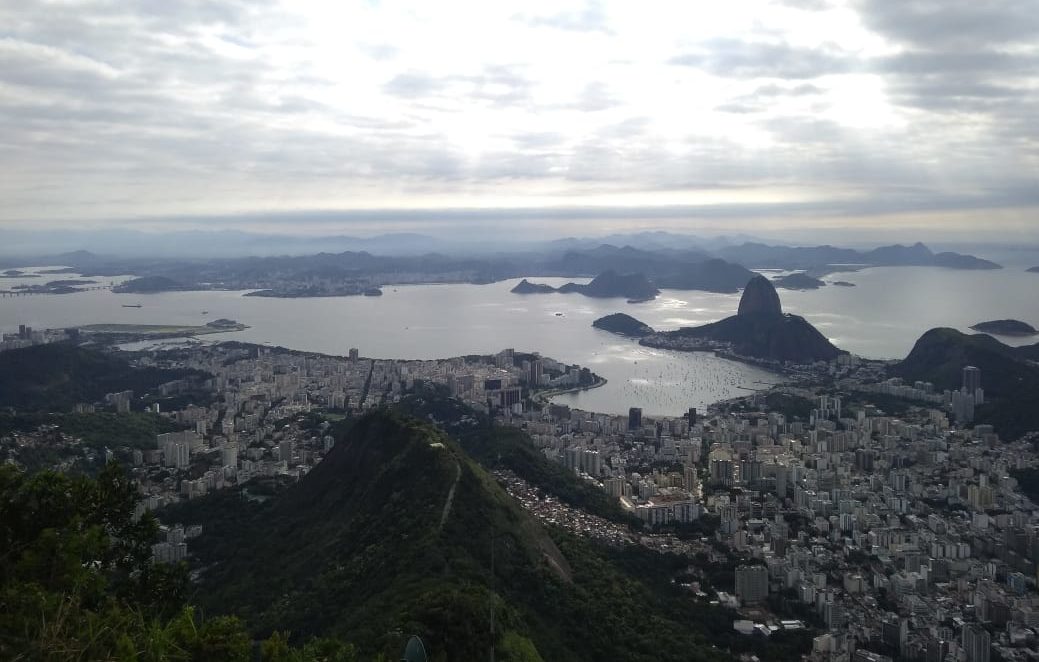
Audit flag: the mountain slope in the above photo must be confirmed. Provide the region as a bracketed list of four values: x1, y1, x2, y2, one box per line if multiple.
[890, 328, 1039, 438]
[669, 313, 841, 363]
[179, 410, 728, 661]
[646, 274, 841, 363]
[593, 313, 655, 337]
[889, 328, 1034, 397]
[0, 343, 205, 411]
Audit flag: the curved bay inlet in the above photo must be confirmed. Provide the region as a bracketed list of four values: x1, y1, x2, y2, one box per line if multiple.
[6, 267, 1039, 416]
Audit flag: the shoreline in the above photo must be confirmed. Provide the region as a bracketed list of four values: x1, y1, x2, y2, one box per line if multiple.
[532, 377, 609, 406]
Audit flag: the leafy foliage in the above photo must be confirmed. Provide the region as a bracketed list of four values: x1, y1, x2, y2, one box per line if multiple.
[0, 343, 206, 412]
[396, 383, 632, 524]
[892, 327, 1039, 438]
[0, 411, 183, 449]
[170, 409, 755, 661]
[0, 463, 354, 660]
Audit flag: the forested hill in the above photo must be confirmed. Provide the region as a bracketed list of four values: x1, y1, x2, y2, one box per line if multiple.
[890, 328, 1039, 439]
[170, 409, 734, 661]
[0, 343, 207, 412]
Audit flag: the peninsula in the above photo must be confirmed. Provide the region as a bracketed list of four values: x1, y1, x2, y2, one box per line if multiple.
[641, 274, 841, 363]
[510, 271, 660, 301]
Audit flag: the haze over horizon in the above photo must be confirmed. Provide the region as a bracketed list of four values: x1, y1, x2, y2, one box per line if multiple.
[1, 0, 1037, 240]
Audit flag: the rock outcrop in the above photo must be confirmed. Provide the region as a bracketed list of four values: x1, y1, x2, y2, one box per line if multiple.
[737, 275, 783, 316]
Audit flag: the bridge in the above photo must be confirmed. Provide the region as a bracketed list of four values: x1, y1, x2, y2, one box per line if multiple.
[0, 283, 115, 297]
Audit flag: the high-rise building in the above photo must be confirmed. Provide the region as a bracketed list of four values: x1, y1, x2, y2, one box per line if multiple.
[961, 625, 990, 662]
[628, 407, 642, 431]
[348, 348, 359, 362]
[528, 359, 543, 387]
[279, 439, 294, 465]
[735, 565, 769, 605]
[220, 443, 239, 468]
[962, 366, 981, 396]
[687, 407, 697, 426]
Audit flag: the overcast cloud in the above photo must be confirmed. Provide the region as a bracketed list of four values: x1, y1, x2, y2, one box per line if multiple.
[0, 0, 1036, 237]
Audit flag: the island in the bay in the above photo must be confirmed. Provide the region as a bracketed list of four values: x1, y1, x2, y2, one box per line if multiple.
[511, 270, 660, 301]
[772, 272, 826, 290]
[969, 319, 1038, 336]
[591, 313, 655, 337]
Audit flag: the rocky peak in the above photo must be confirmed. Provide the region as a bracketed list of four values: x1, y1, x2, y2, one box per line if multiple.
[737, 274, 783, 317]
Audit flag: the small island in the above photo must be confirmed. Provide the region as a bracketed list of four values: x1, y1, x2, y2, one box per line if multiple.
[832, 281, 856, 287]
[592, 313, 655, 337]
[773, 272, 825, 290]
[511, 279, 557, 294]
[37, 267, 79, 274]
[45, 279, 96, 288]
[113, 276, 193, 293]
[510, 271, 660, 301]
[969, 319, 1038, 337]
[1028, 266, 1039, 273]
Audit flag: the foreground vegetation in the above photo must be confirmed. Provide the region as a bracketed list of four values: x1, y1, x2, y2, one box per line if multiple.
[0, 464, 358, 660]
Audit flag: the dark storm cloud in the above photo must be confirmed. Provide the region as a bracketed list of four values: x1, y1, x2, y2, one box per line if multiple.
[855, 0, 1039, 49]
[669, 39, 854, 79]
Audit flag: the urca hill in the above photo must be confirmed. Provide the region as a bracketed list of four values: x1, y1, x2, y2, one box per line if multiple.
[642, 274, 842, 363]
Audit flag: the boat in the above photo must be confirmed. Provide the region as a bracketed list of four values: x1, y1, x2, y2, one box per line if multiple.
[201, 310, 209, 315]
[122, 304, 142, 308]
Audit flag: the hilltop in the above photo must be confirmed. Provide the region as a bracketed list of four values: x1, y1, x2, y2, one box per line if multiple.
[113, 275, 193, 293]
[969, 319, 1037, 337]
[890, 328, 1039, 438]
[0, 343, 205, 412]
[511, 270, 660, 301]
[772, 273, 826, 290]
[592, 313, 655, 337]
[511, 278, 556, 294]
[644, 275, 841, 363]
[174, 408, 730, 661]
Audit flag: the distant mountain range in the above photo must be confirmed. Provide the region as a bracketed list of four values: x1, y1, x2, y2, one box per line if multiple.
[0, 238, 1003, 297]
[716, 241, 1001, 271]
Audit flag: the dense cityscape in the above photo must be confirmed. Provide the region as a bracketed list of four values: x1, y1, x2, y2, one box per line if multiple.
[4, 314, 1038, 662]
[4, 1, 1039, 659]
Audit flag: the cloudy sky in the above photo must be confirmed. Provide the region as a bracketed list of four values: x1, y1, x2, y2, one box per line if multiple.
[1, 0, 1037, 239]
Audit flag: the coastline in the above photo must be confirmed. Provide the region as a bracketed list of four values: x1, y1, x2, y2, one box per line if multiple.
[533, 377, 609, 406]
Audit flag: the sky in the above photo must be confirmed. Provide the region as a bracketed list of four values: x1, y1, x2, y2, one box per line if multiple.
[1, 0, 1037, 240]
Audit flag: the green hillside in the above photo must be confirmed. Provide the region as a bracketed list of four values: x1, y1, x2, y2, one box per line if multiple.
[890, 328, 1039, 438]
[394, 383, 631, 524]
[170, 410, 729, 661]
[0, 343, 206, 412]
